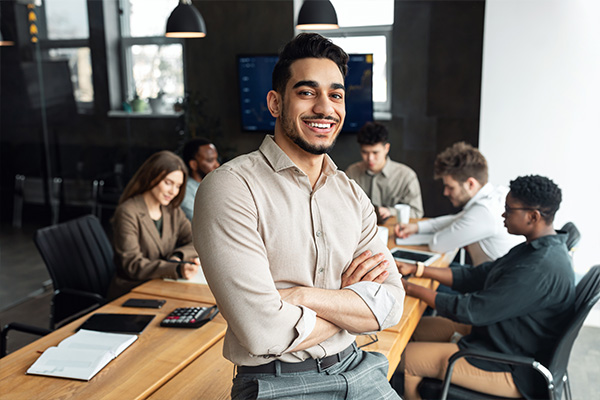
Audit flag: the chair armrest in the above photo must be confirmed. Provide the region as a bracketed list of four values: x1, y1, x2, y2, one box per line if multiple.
[56, 288, 105, 304]
[1, 322, 52, 357]
[51, 289, 106, 328]
[441, 349, 543, 400]
[448, 348, 536, 368]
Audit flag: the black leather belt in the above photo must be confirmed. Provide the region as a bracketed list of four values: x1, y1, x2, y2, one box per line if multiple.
[238, 343, 356, 374]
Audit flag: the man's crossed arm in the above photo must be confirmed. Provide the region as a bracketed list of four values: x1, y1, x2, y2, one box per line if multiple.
[280, 250, 391, 352]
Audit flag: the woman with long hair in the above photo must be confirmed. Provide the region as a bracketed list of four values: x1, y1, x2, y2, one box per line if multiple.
[107, 150, 200, 298]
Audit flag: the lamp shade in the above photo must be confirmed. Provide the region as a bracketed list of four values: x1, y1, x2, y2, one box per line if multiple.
[296, 0, 339, 30]
[166, 0, 206, 38]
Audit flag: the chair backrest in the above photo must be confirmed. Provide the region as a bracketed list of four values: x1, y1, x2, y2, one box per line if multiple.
[560, 222, 581, 252]
[547, 265, 600, 387]
[34, 215, 115, 298]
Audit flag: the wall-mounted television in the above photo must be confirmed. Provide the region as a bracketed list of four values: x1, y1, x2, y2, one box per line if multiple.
[237, 54, 373, 133]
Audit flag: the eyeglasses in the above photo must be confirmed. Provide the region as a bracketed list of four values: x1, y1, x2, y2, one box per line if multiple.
[504, 205, 547, 216]
[358, 334, 379, 349]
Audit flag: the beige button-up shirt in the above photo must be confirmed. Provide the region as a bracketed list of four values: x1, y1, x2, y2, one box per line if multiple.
[193, 136, 404, 366]
[346, 158, 424, 218]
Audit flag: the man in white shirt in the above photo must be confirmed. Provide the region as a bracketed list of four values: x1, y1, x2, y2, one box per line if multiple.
[395, 142, 521, 266]
[180, 138, 220, 220]
[345, 122, 424, 220]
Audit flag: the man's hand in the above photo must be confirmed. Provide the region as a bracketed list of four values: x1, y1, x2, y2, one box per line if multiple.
[401, 277, 437, 308]
[341, 250, 389, 288]
[394, 222, 419, 238]
[377, 206, 392, 220]
[396, 260, 417, 277]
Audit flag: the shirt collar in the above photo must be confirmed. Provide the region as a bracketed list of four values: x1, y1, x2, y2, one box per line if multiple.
[365, 157, 391, 177]
[259, 135, 338, 177]
[187, 178, 200, 190]
[529, 232, 568, 249]
[463, 182, 494, 210]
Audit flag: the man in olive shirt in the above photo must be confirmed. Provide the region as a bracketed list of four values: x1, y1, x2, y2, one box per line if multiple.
[395, 175, 575, 399]
[346, 122, 424, 220]
[194, 34, 404, 399]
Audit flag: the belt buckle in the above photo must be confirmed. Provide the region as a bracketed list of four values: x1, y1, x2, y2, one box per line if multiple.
[316, 357, 323, 373]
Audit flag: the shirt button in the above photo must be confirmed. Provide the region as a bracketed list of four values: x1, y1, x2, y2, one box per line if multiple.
[316, 231, 322, 238]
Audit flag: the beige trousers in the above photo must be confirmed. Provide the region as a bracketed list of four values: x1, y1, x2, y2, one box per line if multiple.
[401, 316, 522, 400]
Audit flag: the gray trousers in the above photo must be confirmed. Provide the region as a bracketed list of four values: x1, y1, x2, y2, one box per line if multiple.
[231, 346, 402, 400]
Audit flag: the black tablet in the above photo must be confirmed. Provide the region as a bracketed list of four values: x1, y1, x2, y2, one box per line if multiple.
[77, 313, 155, 334]
[390, 248, 441, 266]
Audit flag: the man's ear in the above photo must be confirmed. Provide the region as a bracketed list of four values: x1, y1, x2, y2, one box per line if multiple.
[529, 209, 542, 224]
[465, 177, 481, 192]
[267, 90, 282, 118]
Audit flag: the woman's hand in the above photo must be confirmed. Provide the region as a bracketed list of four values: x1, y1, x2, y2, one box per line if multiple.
[181, 257, 200, 280]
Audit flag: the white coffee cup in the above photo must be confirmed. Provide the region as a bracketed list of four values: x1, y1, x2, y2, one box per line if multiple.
[377, 226, 389, 245]
[394, 204, 411, 225]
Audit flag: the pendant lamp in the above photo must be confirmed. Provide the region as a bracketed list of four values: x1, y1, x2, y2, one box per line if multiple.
[296, 0, 339, 31]
[166, 0, 206, 38]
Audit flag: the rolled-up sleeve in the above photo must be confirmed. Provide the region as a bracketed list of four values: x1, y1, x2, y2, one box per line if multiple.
[193, 169, 315, 357]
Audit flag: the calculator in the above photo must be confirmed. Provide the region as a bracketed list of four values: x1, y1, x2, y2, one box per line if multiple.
[160, 305, 219, 328]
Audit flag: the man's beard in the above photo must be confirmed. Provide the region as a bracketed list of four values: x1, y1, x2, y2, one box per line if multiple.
[196, 168, 207, 179]
[280, 104, 339, 155]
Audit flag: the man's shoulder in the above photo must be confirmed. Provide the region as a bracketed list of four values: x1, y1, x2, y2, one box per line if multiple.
[213, 149, 265, 176]
[387, 159, 418, 176]
[344, 161, 363, 177]
[186, 177, 200, 192]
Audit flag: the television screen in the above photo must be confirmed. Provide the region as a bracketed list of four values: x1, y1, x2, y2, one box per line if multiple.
[237, 54, 373, 133]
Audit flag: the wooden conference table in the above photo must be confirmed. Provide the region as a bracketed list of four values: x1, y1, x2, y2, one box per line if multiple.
[0, 217, 455, 399]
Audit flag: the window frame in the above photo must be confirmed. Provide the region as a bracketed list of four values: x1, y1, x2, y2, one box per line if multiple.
[317, 25, 393, 120]
[34, 0, 95, 113]
[118, 0, 186, 107]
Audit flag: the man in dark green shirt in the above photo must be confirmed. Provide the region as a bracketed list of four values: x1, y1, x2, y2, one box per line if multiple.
[396, 175, 575, 400]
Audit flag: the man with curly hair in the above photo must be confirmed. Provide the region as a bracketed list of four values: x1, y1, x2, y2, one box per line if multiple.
[395, 142, 521, 266]
[394, 175, 575, 399]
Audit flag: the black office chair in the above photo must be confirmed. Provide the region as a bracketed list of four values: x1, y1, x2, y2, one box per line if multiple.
[418, 265, 600, 400]
[34, 214, 116, 329]
[560, 222, 581, 254]
[0, 323, 52, 358]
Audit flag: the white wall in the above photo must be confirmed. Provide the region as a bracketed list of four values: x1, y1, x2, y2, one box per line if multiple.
[480, 0, 600, 276]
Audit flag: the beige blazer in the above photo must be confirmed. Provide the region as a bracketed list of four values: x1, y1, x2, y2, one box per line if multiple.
[108, 194, 197, 298]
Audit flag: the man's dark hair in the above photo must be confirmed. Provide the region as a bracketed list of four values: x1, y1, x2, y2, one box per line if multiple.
[272, 33, 349, 96]
[509, 175, 562, 223]
[434, 141, 488, 185]
[182, 137, 212, 166]
[357, 122, 388, 145]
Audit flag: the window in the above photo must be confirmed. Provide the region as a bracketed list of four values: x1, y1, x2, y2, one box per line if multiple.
[119, 0, 184, 112]
[36, 0, 94, 112]
[295, 0, 394, 119]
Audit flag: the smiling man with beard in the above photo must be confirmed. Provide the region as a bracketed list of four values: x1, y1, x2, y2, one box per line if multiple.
[193, 33, 404, 400]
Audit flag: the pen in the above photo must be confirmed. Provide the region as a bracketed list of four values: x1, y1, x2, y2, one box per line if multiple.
[166, 260, 197, 265]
